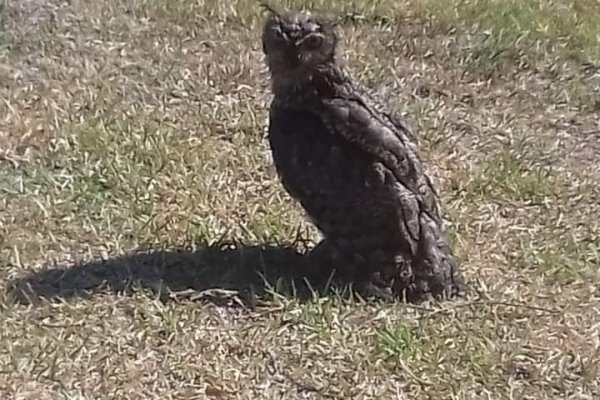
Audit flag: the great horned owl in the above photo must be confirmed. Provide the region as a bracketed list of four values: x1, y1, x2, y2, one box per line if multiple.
[261, 7, 464, 300]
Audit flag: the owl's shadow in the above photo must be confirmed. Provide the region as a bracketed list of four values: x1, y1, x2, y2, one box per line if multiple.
[8, 242, 348, 306]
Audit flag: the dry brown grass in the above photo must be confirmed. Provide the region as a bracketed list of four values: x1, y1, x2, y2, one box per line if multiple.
[1, 0, 599, 398]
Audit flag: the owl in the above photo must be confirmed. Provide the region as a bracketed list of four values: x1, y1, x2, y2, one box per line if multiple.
[261, 6, 465, 300]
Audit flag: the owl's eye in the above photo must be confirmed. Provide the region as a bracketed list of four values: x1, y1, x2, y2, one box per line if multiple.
[302, 34, 323, 50]
[272, 27, 286, 42]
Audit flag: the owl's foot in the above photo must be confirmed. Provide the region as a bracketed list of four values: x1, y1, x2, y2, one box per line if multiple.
[306, 241, 467, 302]
[356, 272, 395, 301]
[388, 258, 467, 302]
[354, 251, 467, 302]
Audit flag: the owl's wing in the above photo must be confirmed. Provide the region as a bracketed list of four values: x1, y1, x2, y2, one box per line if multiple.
[372, 96, 442, 204]
[320, 95, 443, 227]
[357, 85, 421, 146]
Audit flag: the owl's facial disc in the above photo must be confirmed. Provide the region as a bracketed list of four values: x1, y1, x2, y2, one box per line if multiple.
[262, 9, 336, 74]
[268, 16, 324, 50]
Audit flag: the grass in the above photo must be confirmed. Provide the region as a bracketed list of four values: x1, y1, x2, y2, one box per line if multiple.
[526, 236, 600, 285]
[425, 0, 600, 68]
[457, 147, 558, 204]
[378, 322, 420, 361]
[1, 0, 599, 398]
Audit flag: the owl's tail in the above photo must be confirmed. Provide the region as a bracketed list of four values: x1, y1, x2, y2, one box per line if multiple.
[411, 214, 467, 299]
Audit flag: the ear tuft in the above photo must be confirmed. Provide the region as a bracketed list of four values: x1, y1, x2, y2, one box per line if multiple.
[260, 2, 281, 20]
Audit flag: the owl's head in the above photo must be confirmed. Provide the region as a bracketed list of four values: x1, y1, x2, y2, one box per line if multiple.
[261, 6, 337, 78]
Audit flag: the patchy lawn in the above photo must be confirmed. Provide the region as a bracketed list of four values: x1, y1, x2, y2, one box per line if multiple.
[1, 0, 599, 398]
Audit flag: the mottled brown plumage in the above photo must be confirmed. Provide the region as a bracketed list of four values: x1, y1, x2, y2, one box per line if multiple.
[261, 7, 464, 300]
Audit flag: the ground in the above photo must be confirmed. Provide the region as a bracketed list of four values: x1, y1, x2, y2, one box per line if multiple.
[0, 0, 599, 398]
